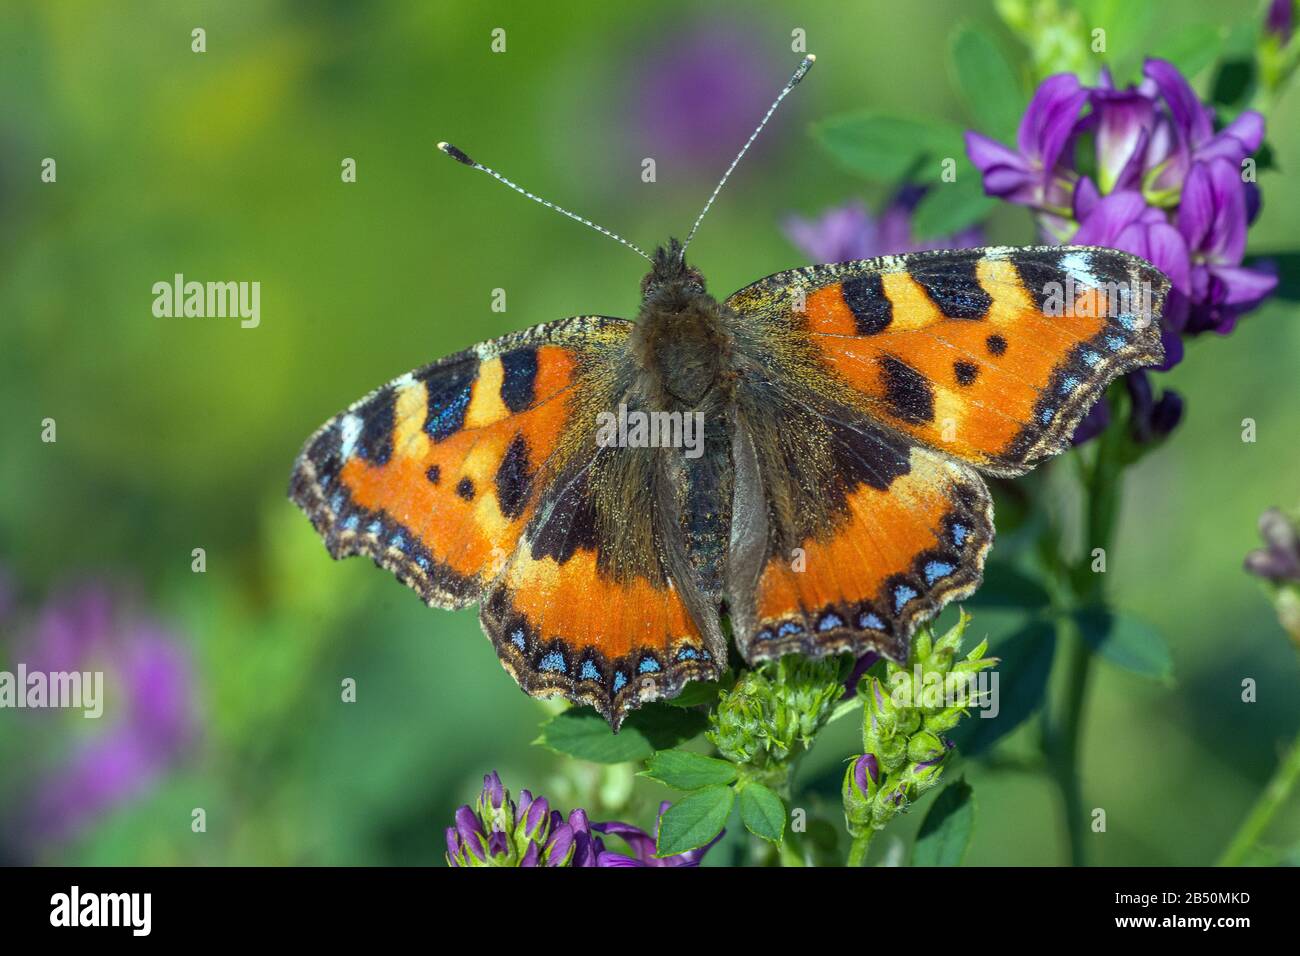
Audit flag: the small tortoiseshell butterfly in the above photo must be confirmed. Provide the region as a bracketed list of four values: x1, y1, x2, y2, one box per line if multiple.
[290, 56, 1166, 729]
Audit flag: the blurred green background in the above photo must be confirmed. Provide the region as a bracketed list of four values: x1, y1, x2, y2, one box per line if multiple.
[1, 0, 1297, 865]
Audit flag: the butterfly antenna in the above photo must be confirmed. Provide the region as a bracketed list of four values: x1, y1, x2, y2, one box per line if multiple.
[679, 54, 815, 259]
[436, 142, 653, 263]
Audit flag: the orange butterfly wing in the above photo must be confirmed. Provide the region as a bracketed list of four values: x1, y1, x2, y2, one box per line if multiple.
[724, 246, 1165, 664]
[291, 314, 722, 728]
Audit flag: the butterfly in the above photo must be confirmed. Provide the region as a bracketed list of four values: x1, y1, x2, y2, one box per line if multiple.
[289, 56, 1166, 729]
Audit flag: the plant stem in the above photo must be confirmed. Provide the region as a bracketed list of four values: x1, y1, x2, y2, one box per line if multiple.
[847, 830, 874, 867]
[1044, 625, 1094, 866]
[1218, 730, 1300, 866]
[1044, 405, 1127, 866]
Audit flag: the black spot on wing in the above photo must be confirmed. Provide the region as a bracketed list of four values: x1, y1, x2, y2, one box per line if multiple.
[986, 334, 1007, 356]
[953, 360, 979, 386]
[841, 274, 892, 334]
[879, 356, 935, 424]
[500, 348, 539, 413]
[495, 433, 534, 520]
[356, 387, 397, 464]
[306, 425, 343, 485]
[425, 464, 441, 484]
[456, 477, 475, 501]
[914, 258, 992, 319]
[418, 358, 478, 442]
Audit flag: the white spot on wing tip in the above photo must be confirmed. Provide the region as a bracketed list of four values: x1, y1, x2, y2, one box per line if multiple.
[338, 413, 363, 459]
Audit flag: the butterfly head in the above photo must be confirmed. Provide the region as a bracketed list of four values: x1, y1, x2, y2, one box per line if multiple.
[641, 238, 707, 307]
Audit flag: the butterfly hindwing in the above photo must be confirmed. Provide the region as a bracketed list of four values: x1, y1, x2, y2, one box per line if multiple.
[480, 446, 725, 729]
[726, 245, 1167, 476]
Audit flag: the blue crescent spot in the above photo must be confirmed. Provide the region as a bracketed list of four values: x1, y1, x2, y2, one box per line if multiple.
[893, 584, 918, 611]
[510, 628, 526, 650]
[1060, 376, 1080, 394]
[342, 515, 359, 531]
[638, 657, 661, 675]
[951, 523, 968, 547]
[612, 671, 627, 693]
[539, 651, 566, 674]
[579, 660, 600, 681]
[1106, 334, 1125, 351]
[390, 534, 406, 551]
[817, 612, 845, 632]
[923, 560, 955, 584]
[366, 520, 382, 535]
[415, 556, 430, 570]
[676, 646, 698, 661]
[1118, 313, 1137, 330]
[1040, 407, 1056, 425]
[776, 621, 805, 638]
[329, 492, 345, 512]
[858, 611, 886, 630]
[1081, 350, 1101, 367]
[756, 628, 775, 642]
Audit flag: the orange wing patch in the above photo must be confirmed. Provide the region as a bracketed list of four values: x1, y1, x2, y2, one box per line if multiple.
[735, 246, 1167, 477]
[734, 445, 993, 665]
[289, 317, 627, 610]
[481, 537, 720, 730]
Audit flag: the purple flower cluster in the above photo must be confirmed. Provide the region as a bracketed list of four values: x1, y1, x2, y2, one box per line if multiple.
[6, 582, 197, 850]
[966, 60, 1277, 442]
[445, 772, 718, 867]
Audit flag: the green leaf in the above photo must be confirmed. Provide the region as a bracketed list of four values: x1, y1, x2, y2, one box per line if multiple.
[1150, 23, 1225, 79]
[967, 563, 1052, 611]
[909, 172, 997, 241]
[949, 23, 1023, 142]
[536, 705, 707, 764]
[656, 785, 734, 858]
[738, 782, 786, 844]
[664, 678, 723, 709]
[811, 111, 960, 181]
[1072, 607, 1173, 681]
[912, 777, 975, 866]
[642, 750, 738, 790]
[948, 618, 1056, 756]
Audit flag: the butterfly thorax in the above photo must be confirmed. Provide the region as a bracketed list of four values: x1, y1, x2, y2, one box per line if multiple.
[631, 240, 734, 411]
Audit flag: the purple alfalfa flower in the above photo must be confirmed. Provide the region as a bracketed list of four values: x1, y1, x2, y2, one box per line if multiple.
[1177, 158, 1279, 335]
[842, 651, 879, 700]
[593, 801, 722, 867]
[852, 753, 880, 798]
[784, 188, 983, 264]
[1141, 59, 1264, 198]
[13, 584, 197, 848]
[964, 73, 1088, 211]
[445, 775, 609, 867]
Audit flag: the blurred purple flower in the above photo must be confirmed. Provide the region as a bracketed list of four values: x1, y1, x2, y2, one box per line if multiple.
[9, 583, 197, 847]
[1267, 0, 1295, 44]
[629, 21, 777, 175]
[1245, 508, 1300, 583]
[594, 801, 721, 867]
[784, 188, 983, 263]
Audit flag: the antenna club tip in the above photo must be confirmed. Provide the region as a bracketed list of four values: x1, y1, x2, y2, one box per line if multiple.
[437, 141, 475, 166]
[806, 53, 816, 62]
